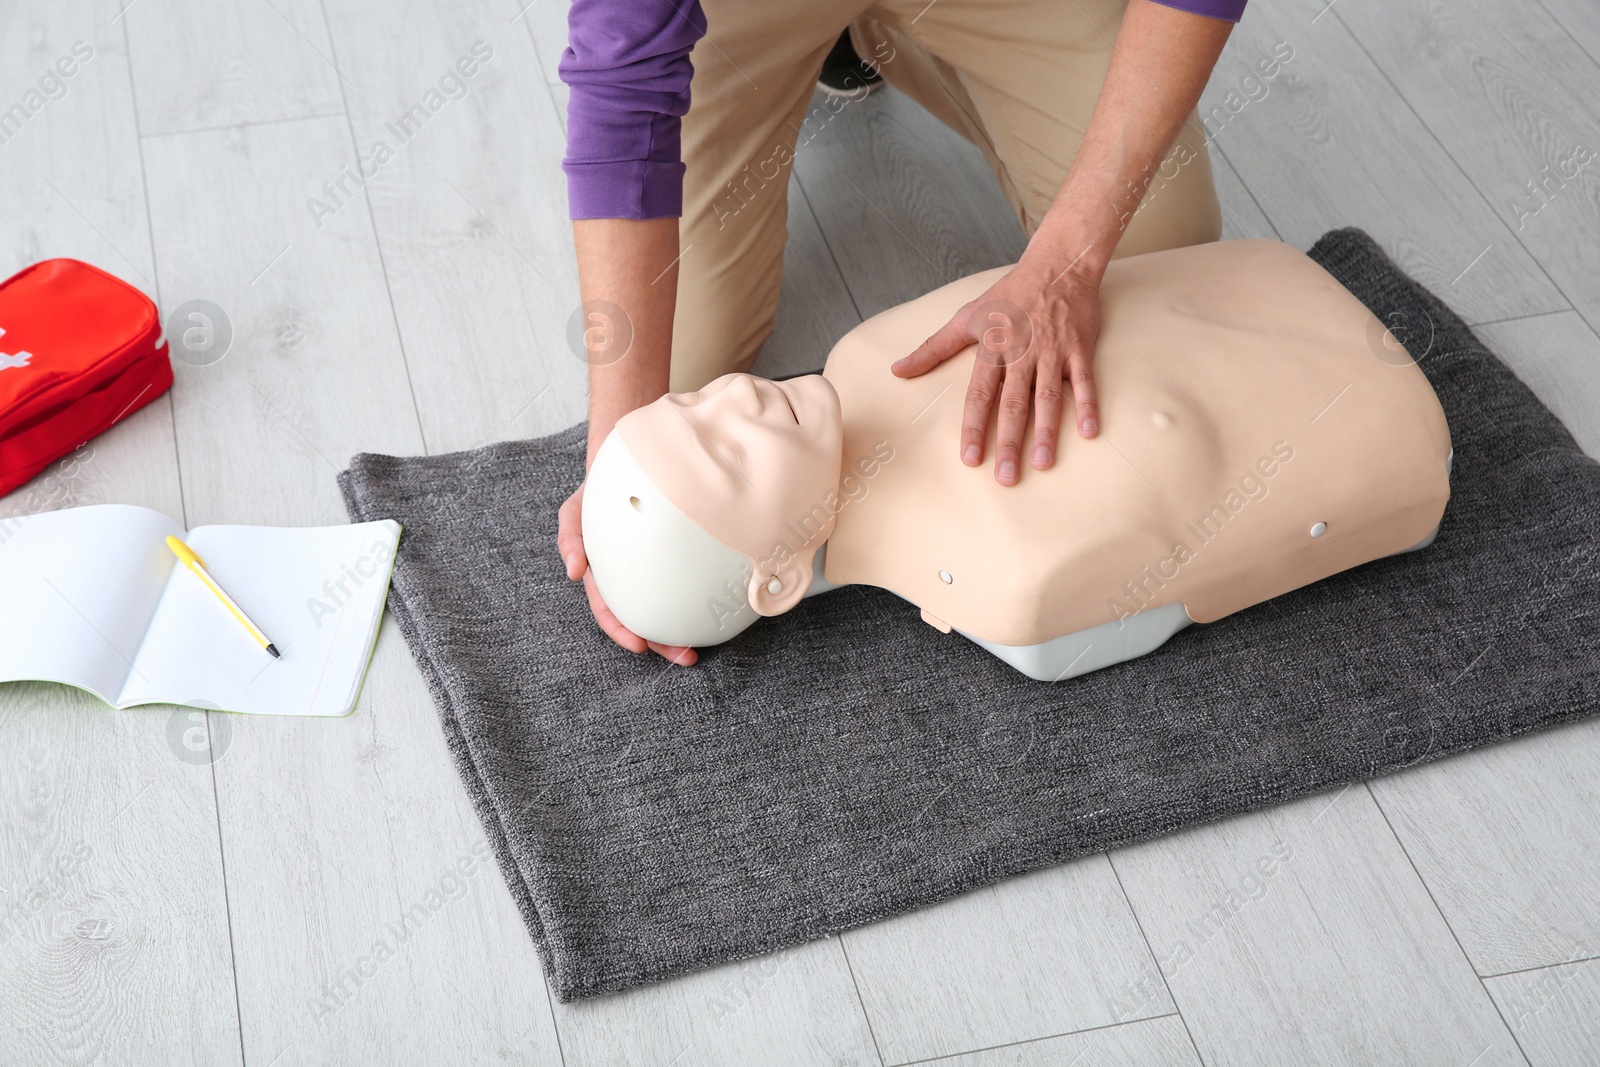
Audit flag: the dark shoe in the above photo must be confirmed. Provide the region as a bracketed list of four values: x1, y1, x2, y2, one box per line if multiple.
[817, 29, 884, 99]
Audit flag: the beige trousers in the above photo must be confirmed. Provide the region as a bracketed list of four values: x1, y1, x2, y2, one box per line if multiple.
[671, 0, 1224, 392]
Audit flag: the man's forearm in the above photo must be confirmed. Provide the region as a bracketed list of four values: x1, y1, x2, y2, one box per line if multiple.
[573, 217, 681, 467]
[1024, 0, 1233, 281]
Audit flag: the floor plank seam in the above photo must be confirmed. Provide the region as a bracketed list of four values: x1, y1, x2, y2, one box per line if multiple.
[1481, 952, 1600, 982]
[885, 1010, 1184, 1067]
[835, 934, 888, 1067]
[138, 112, 350, 141]
[206, 715, 250, 1067]
[115, 0, 193, 536]
[1532, 0, 1600, 71]
[1362, 784, 1535, 1067]
[315, 0, 432, 458]
[1328, 6, 1598, 339]
[120, 9, 248, 1064]
[792, 173, 867, 326]
[520, 14, 569, 131]
[1103, 853, 1209, 1067]
[1212, 144, 1285, 245]
[1466, 307, 1582, 330]
[540, 977, 569, 1067]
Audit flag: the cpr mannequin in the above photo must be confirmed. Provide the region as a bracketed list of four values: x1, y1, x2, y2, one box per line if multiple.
[581, 239, 1452, 681]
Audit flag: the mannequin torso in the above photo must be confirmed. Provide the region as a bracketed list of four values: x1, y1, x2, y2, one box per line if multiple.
[820, 239, 1451, 651]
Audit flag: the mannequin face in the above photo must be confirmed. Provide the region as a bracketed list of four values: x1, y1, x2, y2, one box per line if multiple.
[615, 373, 845, 618]
[657, 374, 839, 481]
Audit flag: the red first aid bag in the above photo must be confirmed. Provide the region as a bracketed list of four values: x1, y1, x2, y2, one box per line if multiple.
[0, 259, 172, 497]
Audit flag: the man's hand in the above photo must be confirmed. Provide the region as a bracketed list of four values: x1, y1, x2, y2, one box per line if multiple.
[891, 254, 1103, 485]
[891, 0, 1233, 485]
[557, 481, 698, 665]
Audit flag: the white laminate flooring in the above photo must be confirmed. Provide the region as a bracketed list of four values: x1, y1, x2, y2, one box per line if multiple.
[2, 0, 1597, 1063]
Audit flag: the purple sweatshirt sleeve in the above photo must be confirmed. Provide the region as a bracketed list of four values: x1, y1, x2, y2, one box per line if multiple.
[559, 0, 1244, 221]
[558, 0, 706, 220]
[1147, 0, 1248, 22]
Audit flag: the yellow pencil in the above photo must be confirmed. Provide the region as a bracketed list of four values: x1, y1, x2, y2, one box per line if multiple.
[165, 535, 281, 658]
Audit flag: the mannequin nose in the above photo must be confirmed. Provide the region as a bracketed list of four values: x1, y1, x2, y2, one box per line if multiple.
[726, 374, 776, 416]
[736, 375, 767, 405]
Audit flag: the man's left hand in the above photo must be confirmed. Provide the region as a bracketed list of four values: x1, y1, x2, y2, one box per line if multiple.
[891, 253, 1104, 485]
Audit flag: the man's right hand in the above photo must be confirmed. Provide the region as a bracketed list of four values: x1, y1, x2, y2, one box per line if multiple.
[558, 480, 698, 665]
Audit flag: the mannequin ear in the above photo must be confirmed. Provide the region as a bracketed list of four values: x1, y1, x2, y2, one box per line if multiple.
[746, 551, 817, 617]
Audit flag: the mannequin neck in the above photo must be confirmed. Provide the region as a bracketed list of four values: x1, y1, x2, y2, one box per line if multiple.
[802, 541, 846, 599]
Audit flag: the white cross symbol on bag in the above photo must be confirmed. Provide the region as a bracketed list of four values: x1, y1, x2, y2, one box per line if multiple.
[0, 327, 32, 371]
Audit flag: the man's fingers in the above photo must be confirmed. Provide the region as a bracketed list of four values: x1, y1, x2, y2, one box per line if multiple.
[1032, 362, 1065, 469]
[647, 641, 699, 666]
[1069, 355, 1100, 438]
[960, 357, 1004, 467]
[582, 572, 647, 653]
[581, 571, 698, 664]
[557, 489, 588, 580]
[993, 360, 1034, 486]
[892, 312, 972, 378]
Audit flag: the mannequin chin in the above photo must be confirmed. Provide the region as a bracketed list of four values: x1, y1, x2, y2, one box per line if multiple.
[579, 239, 1453, 679]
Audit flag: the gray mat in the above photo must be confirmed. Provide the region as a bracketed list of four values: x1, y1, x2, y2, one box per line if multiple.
[338, 229, 1600, 1002]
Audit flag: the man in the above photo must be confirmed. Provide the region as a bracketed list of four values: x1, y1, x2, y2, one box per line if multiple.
[556, 0, 1244, 663]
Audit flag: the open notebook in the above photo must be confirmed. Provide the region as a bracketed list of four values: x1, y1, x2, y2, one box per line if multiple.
[0, 504, 400, 715]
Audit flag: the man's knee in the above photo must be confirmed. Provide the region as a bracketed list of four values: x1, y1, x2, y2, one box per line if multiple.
[668, 258, 781, 392]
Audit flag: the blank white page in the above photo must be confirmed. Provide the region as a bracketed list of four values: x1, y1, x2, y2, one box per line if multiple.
[120, 519, 401, 715]
[0, 504, 183, 702]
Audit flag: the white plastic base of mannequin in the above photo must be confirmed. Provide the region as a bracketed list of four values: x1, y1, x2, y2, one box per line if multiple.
[961, 602, 1195, 683]
[808, 517, 1448, 683]
[958, 515, 1447, 683]
[807, 453, 1452, 683]
[805, 546, 1196, 682]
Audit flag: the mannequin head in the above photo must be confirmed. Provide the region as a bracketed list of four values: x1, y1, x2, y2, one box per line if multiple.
[581, 373, 844, 647]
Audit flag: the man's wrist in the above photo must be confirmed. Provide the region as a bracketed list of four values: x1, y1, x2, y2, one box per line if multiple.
[1020, 191, 1126, 287]
[587, 360, 672, 456]
[586, 391, 655, 465]
[1018, 227, 1112, 290]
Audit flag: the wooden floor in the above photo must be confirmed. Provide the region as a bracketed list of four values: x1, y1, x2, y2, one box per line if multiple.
[3, 0, 1599, 1063]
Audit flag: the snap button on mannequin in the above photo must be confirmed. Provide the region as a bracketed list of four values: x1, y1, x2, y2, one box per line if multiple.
[582, 239, 1453, 680]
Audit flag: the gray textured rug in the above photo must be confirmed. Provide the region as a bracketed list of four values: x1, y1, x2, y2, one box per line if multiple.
[338, 229, 1600, 1002]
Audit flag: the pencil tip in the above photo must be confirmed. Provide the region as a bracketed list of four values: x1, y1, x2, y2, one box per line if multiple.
[267, 644, 281, 658]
